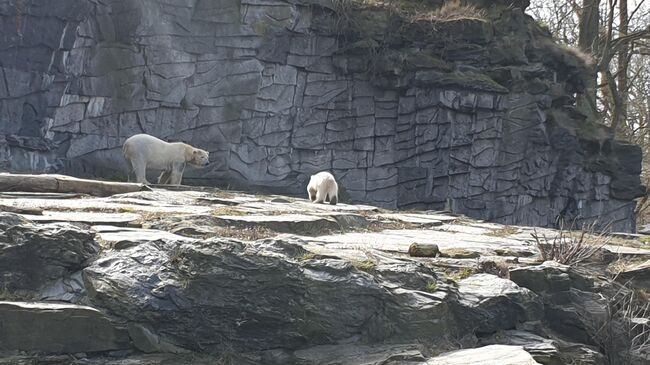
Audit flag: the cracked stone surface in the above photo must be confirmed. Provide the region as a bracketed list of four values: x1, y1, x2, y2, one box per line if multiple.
[0, 0, 644, 231]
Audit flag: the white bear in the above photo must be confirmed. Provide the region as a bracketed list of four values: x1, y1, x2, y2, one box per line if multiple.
[122, 133, 209, 185]
[307, 171, 338, 205]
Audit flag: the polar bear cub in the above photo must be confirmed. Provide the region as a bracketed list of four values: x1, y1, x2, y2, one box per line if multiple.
[307, 171, 338, 205]
[122, 133, 209, 185]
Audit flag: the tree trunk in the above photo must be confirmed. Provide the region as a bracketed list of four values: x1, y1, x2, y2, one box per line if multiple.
[577, 0, 601, 121]
[613, 0, 629, 135]
[0, 173, 150, 197]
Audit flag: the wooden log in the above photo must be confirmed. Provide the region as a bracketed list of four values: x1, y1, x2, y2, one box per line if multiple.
[0, 204, 43, 215]
[408, 243, 439, 257]
[0, 173, 150, 197]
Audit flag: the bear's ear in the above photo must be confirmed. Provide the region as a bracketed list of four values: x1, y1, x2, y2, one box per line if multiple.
[193, 150, 199, 155]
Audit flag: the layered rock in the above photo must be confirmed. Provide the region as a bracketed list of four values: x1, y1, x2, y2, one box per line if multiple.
[0, 185, 648, 363]
[0, 0, 644, 231]
[0, 301, 129, 353]
[0, 212, 99, 298]
[83, 237, 460, 352]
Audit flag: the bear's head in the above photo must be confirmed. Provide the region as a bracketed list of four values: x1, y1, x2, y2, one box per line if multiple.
[190, 149, 210, 167]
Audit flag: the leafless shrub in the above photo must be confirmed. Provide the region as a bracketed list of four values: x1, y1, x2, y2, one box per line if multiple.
[531, 221, 612, 265]
[331, 0, 359, 39]
[586, 281, 650, 364]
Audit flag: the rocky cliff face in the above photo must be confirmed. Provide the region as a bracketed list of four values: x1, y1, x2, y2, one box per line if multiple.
[0, 0, 644, 230]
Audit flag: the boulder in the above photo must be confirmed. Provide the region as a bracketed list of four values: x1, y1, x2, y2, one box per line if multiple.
[614, 259, 650, 290]
[0, 301, 129, 353]
[509, 261, 593, 294]
[479, 330, 606, 365]
[0, 214, 99, 297]
[455, 274, 544, 334]
[426, 344, 541, 365]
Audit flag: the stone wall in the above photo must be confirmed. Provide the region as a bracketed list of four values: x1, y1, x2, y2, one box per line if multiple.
[0, 0, 644, 231]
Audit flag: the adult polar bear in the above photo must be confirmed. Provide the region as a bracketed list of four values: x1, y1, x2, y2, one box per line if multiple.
[307, 171, 338, 205]
[122, 134, 209, 185]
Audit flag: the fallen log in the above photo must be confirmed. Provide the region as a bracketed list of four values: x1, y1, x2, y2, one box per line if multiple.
[0, 173, 150, 197]
[408, 242, 439, 257]
[0, 204, 43, 215]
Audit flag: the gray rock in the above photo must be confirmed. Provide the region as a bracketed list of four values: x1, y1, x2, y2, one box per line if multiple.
[39, 271, 87, 303]
[83, 238, 460, 353]
[478, 330, 605, 365]
[456, 274, 544, 333]
[293, 344, 427, 365]
[0, 187, 633, 364]
[19, 211, 141, 226]
[427, 345, 541, 364]
[479, 330, 560, 364]
[0, 218, 99, 297]
[614, 259, 650, 290]
[184, 213, 343, 236]
[509, 261, 593, 294]
[0, 301, 129, 353]
[128, 322, 189, 354]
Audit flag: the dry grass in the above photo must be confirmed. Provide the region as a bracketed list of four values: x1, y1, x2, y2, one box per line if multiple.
[446, 266, 475, 282]
[352, 259, 378, 272]
[409, 0, 487, 24]
[607, 258, 648, 276]
[363, 219, 417, 232]
[539, 38, 595, 68]
[532, 221, 612, 266]
[212, 206, 248, 216]
[209, 226, 275, 241]
[585, 281, 650, 363]
[477, 260, 511, 279]
[485, 226, 520, 237]
[298, 252, 317, 261]
[439, 248, 479, 259]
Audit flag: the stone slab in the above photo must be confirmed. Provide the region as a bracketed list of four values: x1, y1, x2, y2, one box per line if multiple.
[93, 225, 198, 247]
[427, 345, 540, 365]
[20, 211, 141, 226]
[0, 301, 129, 353]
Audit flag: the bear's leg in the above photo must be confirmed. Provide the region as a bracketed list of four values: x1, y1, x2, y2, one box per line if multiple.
[314, 190, 325, 204]
[169, 163, 185, 185]
[124, 159, 134, 182]
[133, 159, 149, 184]
[308, 187, 317, 202]
[157, 170, 171, 184]
[329, 194, 338, 205]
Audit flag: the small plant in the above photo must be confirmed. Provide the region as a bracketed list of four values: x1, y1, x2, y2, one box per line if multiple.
[352, 259, 377, 272]
[299, 252, 316, 261]
[448, 266, 476, 282]
[425, 281, 438, 293]
[531, 221, 612, 266]
[457, 267, 474, 279]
